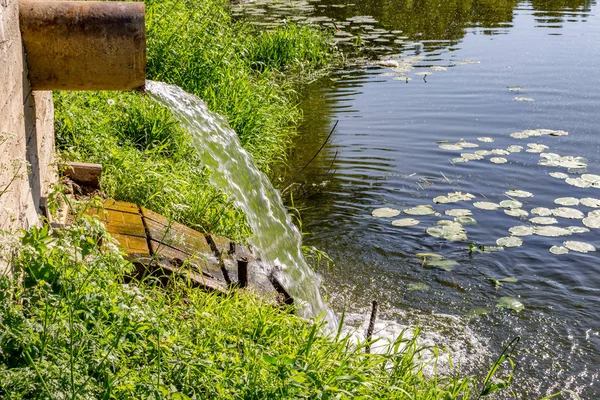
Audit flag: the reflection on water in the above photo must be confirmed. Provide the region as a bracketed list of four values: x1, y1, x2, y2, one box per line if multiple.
[237, 0, 600, 397]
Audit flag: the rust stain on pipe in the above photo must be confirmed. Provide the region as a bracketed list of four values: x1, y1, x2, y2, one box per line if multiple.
[19, 1, 146, 91]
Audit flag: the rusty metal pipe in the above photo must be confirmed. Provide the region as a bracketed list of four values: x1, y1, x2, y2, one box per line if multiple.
[19, 0, 146, 91]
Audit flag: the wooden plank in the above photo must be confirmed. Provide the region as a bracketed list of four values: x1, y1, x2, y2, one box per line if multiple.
[64, 162, 102, 188]
[149, 239, 225, 282]
[143, 216, 214, 257]
[143, 260, 229, 294]
[103, 199, 139, 214]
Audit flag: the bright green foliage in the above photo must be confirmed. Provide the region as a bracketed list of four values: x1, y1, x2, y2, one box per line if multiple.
[54, 0, 337, 239]
[0, 220, 486, 399]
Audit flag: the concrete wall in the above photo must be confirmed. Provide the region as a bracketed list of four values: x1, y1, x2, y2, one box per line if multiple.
[0, 0, 56, 234]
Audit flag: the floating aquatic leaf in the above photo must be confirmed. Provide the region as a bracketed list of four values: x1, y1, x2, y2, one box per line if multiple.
[510, 129, 569, 139]
[550, 245, 569, 255]
[496, 236, 523, 248]
[404, 205, 435, 216]
[407, 282, 430, 291]
[526, 143, 549, 153]
[580, 198, 600, 208]
[539, 154, 587, 169]
[456, 141, 479, 149]
[505, 209, 529, 218]
[490, 157, 507, 164]
[439, 144, 463, 150]
[507, 86, 525, 92]
[496, 297, 524, 312]
[588, 210, 600, 217]
[426, 220, 467, 241]
[509, 225, 535, 236]
[455, 216, 476, 225]
[430, 66, 448, 71]
[477, 137, 494, 143]
[549, 172, 569, 180]
[491, 149, 511, 156]
[514, 97, 534, 102]
[530, 216, 558, 225]
[581, 174, 600, 184]
[554, 197, 579, 206]
[531, 207, 552, 216]
[487, 276, 518, 289]
[565, 177, 591, 188]
[505, 190, 534, 198]
[452, 157, 468, 163]
[552, 207, 584, 219]
[582, 216, 600, 228]
[372, 207, 401, 218]
[415, 252, 444, 259]
[426, 259, 459, 271]
[475, 150, 492, 156]
[564, 241, 596, 253]
[473, 201, 501, 210]
[499, 277, 519, 283]
[567, 226, 589, 234]
[414, 71, 430, 76]
[461, 153, 484, 161]
[534, 226, 572, 237]
[507, 145, 523, 153]
[391, 218, 420, 227]
[433, 192, 475, 204]
[474, 245, 505, 253]
[467, 308, 492, 318]
[500, 200, 523, 209]
[445, 209, 472, 217]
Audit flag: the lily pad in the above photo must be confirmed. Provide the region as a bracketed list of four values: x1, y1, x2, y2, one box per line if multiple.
[452, 157, 468, 163]
[565, 177, 591, 188]
[473, 201, 501, 210]
[507, 86, 525, 92]
[477, 137, 494, 143]
[490, 157, 508, 164]
[372, 208, 401, 218]
[529, 216, 558, 225]
[552, 207, 584, 219]
[582, 216, 600, 229]
[407, 282, 430, 291]
[505, 190, 534, 198]
[509, 225, 535, 236]
[580, 198, 600, 208]
[564, 241, 596, 253]
[531, 207, 552, 216]
[567, 226, 589, 234]
[581, 174, 600, 184]
[550, 245, 569, 255]
[426, 259, 459, 272]
[404, 205, 435, 216]
[500, 200, 523, 209]
[415, 252, 444, 259]
[505, 209, 529, 218]
[514, 97, 534, 102]
[496, 236, 523, 248]
[391, 218, 420, 227]
[491, 149, 511, 155]
[526, 143, 549, 153]
[426, 220, 467, 242]
[475, 150, 492, 156]
[461, 153, 484, 161]
[496, 296, 524, 312]
[433, 192, 475, 204]
[510, 129, 568, 139]
[445, 209, 472, 217]
[554, 197, 579, 206]
[549, 172, 569, 180]
[439, 144, 463, 150]
[455, 216, 477, 225]
[534, 226, 572, 237]
[507, 145, 523, 153]
[456, 141, 479, 148]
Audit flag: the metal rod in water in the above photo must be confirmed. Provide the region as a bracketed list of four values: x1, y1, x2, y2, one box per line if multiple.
[365, 300, 378, 354]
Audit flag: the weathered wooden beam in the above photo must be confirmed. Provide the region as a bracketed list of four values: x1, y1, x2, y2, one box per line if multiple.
[63, 162, 103, 188]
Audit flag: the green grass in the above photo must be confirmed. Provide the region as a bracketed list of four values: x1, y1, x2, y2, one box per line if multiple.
[55, 0, 338, 240]
[0, 216, 513, 399]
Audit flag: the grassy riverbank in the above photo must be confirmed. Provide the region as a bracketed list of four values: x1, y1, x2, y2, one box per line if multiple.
[55, 0, 336, 240]
[0, 217, 493, 399]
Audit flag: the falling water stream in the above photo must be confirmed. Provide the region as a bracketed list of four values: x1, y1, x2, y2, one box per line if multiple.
[146, 80, 338, 327]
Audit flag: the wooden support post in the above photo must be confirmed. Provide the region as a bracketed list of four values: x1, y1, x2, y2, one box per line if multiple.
[237, 259, 248, 288]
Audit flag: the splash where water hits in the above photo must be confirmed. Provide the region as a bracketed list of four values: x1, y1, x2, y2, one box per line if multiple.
[146, 80, 338, 327]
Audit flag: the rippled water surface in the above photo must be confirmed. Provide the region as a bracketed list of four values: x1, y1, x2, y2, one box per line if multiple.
[235, 0, 600, 397]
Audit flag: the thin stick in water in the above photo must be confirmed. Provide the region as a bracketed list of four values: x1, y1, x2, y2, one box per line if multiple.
[365, 300, 378, 354]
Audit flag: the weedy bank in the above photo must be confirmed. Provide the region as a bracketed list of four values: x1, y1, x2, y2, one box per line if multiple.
[55, 0, 337, 240]
[0, 214, 514, 399]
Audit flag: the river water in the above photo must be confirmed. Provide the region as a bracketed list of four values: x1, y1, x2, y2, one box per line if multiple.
[233, 0, 600, 398]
